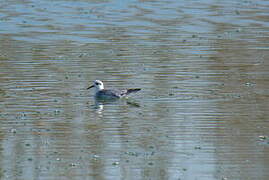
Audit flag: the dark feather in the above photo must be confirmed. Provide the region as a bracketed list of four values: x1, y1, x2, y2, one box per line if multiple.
[126, 88, 141, 95]
[95, 88, 141, 99]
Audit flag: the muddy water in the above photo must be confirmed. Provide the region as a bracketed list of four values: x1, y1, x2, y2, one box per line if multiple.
[0, 0, 269, 179]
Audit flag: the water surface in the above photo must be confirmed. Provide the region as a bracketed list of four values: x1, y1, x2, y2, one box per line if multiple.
[0, 0, 269, 179]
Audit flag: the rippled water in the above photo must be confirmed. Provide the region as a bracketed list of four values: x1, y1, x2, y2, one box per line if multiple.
[0, 0, 269, 179]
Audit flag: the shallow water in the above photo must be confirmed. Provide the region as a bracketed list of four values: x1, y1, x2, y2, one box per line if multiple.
[0, 0, 269, 179]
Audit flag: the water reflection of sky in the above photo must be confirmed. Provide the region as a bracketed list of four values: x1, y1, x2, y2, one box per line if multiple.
[1, 0, 268, 43]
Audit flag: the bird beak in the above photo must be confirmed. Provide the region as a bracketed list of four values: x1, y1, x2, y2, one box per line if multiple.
[87, 85, 94, 89]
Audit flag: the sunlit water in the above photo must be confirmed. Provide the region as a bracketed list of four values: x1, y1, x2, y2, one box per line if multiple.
[0, 0, 269, 179]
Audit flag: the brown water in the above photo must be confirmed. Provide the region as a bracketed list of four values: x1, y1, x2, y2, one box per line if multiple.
[0, 0, 269, 179]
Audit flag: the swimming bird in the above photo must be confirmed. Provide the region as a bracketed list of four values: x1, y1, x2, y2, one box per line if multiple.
[87, 80, 141, 100]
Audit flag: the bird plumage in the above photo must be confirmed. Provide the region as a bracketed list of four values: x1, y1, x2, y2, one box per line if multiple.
[87, 80, 141, 100]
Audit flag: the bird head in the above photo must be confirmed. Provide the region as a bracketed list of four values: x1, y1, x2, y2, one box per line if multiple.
[87, 80, 104, 91]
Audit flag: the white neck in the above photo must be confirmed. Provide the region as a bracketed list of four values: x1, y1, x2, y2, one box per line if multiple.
[95, 84, 104, 92]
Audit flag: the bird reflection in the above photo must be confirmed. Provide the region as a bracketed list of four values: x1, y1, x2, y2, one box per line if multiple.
[93, 97, 140, 114]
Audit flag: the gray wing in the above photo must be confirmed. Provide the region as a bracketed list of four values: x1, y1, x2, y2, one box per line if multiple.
[97, 89, 123, 98]
[97, 88, 140, 98]
[112, 88, 141, 96]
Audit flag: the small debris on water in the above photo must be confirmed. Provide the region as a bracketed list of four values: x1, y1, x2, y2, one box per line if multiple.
[54, 110, 60, 115]
[245, 82, 255, 87]
[69, 163, 76, 167]
[236, 28, 242, 32]
[93, 154, 100, 160]
[124, 151, 139, 157]
[112, 161, 119, 166]
[10, 128, 17, 133]
[259, 136, 266, 141]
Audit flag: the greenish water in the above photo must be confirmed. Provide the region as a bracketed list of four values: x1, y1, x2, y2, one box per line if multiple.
[0, 0, 269, 179]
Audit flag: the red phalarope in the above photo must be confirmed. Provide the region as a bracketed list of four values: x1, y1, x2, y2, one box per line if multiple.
[87, 80, 141, 99]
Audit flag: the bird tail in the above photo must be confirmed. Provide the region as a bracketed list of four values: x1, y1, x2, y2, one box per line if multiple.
[126, 88, 141, 95]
